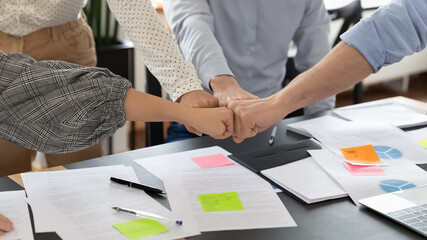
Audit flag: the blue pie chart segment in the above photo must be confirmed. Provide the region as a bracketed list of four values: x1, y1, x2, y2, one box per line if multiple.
[379, 179, 416, 193]
[373, 146, 403, 160]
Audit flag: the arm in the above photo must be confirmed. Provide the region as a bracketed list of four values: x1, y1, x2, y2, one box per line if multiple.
[229, 0, 427, 142]
[0, 52, 233, 153]
[125, 89, 233, 139]
[163, 0, 257, 106]
[229, 42, 372, 143]
[0, 214, 13, 235]
[106, 0, 203, 101]
[292, 0, 336, 115]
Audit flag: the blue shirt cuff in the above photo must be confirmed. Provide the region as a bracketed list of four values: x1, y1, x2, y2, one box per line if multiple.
[340, 18, 385, 72]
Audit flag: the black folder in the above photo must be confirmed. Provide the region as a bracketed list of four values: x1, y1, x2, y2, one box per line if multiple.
[228, 139, 322, 173]
[228, 139, 322, 203]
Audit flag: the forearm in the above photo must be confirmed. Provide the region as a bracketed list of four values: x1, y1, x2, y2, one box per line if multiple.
[274, 42, 374, 116]
[106, 0, 202, 101]
[163, 0, 233, 89]
[124, 89, 196, 125]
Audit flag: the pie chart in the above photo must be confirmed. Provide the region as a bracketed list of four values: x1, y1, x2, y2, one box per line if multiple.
[373, 145, 403, 159]
[379, 179, 416, 193]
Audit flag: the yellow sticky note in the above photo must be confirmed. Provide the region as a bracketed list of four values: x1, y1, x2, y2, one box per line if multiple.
[198, 192, 244, 212]
[340, 144, 383, 165]
[417, 138, 427, 148]
[113, 218, 169, 240]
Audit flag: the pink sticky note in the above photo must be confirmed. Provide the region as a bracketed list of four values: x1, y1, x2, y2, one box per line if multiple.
[343, 162, 386, 176]
[191, 154, 234, 169]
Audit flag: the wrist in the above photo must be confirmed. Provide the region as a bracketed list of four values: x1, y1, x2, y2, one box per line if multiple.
[209, 75, 237, 93]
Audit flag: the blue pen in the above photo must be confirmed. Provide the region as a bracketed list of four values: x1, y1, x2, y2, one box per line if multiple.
[112, 206, 183, 226]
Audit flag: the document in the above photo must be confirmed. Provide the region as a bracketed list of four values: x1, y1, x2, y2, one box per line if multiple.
[286, 115, 348, 137]
[22, 165, 200, 240]
[134, 146, 234, 179]
[163, 168, 297, 231]
[136, 146, 296, 231]
[261, 157, 347, 204]
[0, 190, 33, 240]
[309, 149, 427, 206]
[334, 101, 427, 128]
[309, 120, 427, 165]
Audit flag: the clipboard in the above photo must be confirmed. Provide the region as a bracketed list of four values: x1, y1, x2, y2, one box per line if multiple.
[228, 139, 322, 173]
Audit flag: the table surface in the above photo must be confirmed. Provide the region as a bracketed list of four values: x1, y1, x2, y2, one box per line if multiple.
[1, 96, 426, 240]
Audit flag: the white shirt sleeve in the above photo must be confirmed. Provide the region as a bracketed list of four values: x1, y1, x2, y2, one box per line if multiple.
[106, 0, 203, 101]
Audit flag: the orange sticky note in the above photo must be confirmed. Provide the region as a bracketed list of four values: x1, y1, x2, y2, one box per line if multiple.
[340, 144, 383, 165]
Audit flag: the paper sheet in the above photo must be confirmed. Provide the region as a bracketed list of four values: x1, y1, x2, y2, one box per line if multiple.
[163, 169, 296, 231]
[309, 149, 427, 206]
[22, 165, 200, 240]
[286, 115, 348, 137]
[134, 146, 235, 179]
[0, 190, 33, 240]
[309, 120, 427, 165]
[406, 126, 427, 149]
[261, 157, 347, 204]
[334, 101, 427, 128]
[136, 146, 295, 231]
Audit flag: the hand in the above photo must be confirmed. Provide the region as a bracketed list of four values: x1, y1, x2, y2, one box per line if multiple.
[0, 214, 14, 236]
[228, 96, 285, 143]
[177, 90, 219, 136]
[210, 75, 258, 107]
[187, 107, 234, 139]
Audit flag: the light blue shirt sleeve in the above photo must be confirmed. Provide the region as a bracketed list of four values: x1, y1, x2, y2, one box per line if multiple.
[341, 0, 427, 72]
[163, 0, 234, 91]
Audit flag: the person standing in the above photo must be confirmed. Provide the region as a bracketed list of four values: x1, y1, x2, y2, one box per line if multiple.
[163, 0, 336, 141]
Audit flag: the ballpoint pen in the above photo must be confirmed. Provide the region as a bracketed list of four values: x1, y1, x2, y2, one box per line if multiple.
[110, 177, 165, 194]
[112, 206, 183, 226]
[269, 126, 277, 146]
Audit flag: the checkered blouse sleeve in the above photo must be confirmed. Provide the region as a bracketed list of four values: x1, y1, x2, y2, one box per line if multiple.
[0, 52, 131, 153]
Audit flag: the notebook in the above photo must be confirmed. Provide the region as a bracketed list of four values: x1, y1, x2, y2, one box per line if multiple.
[359, 184, 427, 237]
[228, 139, 348, 203]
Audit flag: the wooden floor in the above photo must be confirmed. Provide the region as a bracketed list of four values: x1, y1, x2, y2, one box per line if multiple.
[131, 73, 427, 150]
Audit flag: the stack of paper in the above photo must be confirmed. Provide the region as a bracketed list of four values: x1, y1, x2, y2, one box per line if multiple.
[261, 157, 347, 204]
[334, 101, 427, 128]
[286, 115, 348, 137]
[22, 165, 200, 240]
[135, 146, 297, 231]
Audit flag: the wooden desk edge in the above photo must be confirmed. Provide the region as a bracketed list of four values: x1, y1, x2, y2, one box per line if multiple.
[8, 166, 67, 188]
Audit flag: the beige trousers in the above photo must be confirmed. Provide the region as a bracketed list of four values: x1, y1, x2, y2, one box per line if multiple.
[0, 16, 103, 177]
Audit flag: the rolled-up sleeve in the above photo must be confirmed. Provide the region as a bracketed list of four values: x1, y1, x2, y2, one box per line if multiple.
[341, 0, 427, 72]
[0, 52, 131, 153]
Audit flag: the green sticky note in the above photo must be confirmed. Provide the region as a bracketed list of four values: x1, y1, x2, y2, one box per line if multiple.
[198, 192, 244, 212]
[417, 138, 427, 148]
[113, 218, 169, 240]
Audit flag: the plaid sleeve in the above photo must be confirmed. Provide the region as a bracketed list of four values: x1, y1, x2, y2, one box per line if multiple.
[0, 51, 132, 153]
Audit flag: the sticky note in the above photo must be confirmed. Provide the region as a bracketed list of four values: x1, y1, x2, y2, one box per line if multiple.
[340, 145, 383, 165]
[416, 138, 427, 148]
[191, 154, 234, 169]
[113, 218, 169, 240]
[198, 192, 244, 212]
[343, 162, 387, 176]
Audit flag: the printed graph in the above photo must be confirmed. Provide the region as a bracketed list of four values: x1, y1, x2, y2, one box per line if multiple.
[379, 179, 416, 193]
[373, 146, 403, 159]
